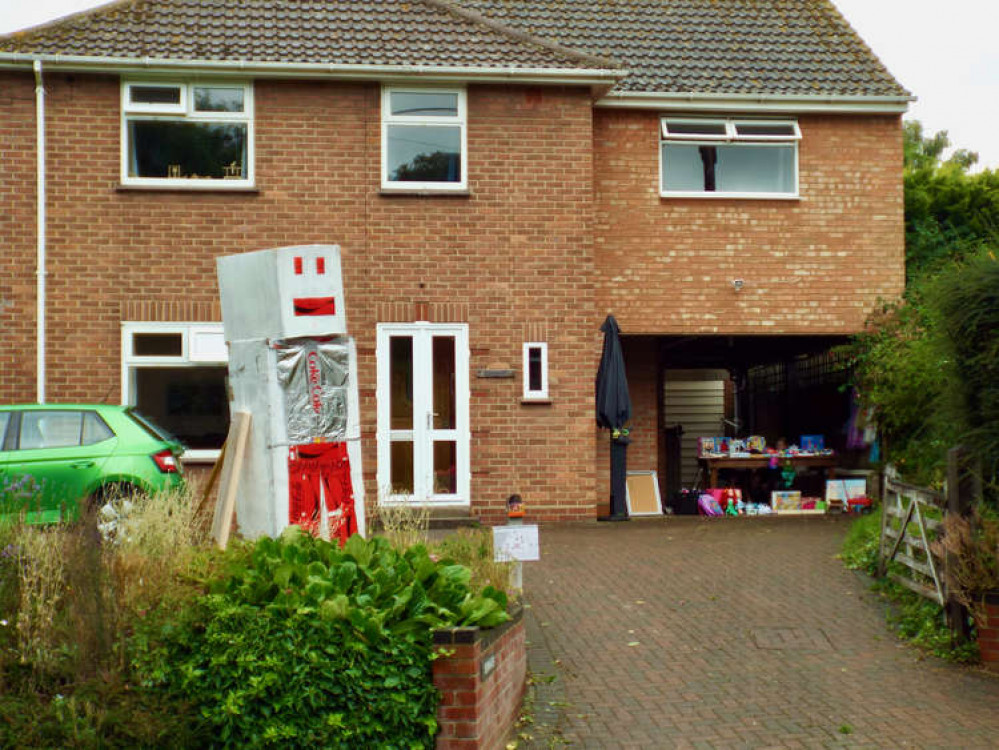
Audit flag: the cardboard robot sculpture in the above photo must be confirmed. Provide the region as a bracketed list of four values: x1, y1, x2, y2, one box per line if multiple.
[216, 245, 365, 542]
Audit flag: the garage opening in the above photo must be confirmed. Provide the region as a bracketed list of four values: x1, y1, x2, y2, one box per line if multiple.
[621, 335, 871, 513]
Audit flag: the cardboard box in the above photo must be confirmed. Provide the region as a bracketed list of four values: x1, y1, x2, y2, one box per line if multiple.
[771, 490, 802, 512]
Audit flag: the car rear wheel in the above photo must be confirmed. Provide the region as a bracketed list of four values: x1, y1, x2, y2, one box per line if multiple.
[89, 483, 144, 541]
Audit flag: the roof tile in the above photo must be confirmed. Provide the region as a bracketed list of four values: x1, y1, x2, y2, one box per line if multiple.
[0, 0, 909, 98]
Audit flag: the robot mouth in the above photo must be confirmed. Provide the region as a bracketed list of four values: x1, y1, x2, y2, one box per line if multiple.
[293, 297, 336, 316]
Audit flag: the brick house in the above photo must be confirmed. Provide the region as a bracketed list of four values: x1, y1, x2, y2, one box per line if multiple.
[0, 0, 909, 523]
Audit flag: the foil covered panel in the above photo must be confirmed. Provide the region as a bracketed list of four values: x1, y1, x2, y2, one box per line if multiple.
[274, 339, 349, 443]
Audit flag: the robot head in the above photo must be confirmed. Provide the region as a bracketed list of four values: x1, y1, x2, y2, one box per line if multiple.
[218, 245, 347, 341]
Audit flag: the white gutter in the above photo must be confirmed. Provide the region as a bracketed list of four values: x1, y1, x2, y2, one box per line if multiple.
[33, 59, 46, 404]
[596, 91, 914, 115]
[0, 53, 623, 86]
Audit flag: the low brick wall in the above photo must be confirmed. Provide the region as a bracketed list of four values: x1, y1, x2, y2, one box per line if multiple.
[433, 609, 527, 749]
[977, 593, 999, 670]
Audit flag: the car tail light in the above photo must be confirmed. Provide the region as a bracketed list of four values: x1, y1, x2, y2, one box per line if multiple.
[152, 449, 179, 473]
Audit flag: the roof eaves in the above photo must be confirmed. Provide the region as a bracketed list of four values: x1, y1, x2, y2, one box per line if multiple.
[598, 90, 915, 115]
[0, 52, 624, 86]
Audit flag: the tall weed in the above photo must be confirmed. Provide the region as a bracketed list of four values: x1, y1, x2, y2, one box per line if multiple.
[434, 527, 513, 597]
[15, 525, 67, 674]
[374, 494, 431, 550]
[106, 486, 207, 616]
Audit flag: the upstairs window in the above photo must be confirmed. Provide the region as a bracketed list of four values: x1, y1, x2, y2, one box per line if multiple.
[122, 81, 253, 188]
[382, 87, 467, 191]
[660, 118, 800, 198]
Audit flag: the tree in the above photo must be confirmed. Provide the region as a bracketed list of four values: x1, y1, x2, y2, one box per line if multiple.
[903, 121, 999, 278]
[846, 248, 999, 490]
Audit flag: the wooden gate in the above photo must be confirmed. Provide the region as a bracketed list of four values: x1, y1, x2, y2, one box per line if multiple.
[878, 478, 946, 605]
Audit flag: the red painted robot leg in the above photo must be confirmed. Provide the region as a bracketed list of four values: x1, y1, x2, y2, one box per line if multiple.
[288, 443, 356, 544]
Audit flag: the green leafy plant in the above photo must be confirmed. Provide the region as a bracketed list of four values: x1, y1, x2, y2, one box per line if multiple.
[134, 528, 509, 748]
[433, 527, 513, 597]
[873, 578, 979, 664]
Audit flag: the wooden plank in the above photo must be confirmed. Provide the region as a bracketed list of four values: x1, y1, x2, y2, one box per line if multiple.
[894, 552, 937, 578]
[914, 502, 946, 605]
[195, 438, 228, 522]
[889, 573, 945, 605]
[878, 492, 892, 576]
[212, 411, 252, 550]
[884, 505, 910, 519]
[885, 479, 945, 504]
[883, 499, 915, 565]
[887, 531, 941, 554]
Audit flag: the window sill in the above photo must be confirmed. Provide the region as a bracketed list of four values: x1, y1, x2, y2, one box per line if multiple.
[521, 397, 552, 405]
[182, 449, 221, 464]
[660, 192, 801, 201]
[379, 188, 471, 198]
[116, 183, 260, 194]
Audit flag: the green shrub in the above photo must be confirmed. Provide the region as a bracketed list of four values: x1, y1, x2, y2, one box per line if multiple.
[840, 512, 883, 577]
[875, 579, 979, 664]
[845, 246, 999, 491]
[135, 529, 509, 748]
[931, 251, 999, 478]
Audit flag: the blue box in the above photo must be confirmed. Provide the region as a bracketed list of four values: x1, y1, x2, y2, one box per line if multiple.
[800, 435, 824, 452]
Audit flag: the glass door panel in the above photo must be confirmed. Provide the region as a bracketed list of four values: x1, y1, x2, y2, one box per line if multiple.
[389, 336, 413, 430]
[433, 441, 457, 495]
[390, 441, 414, 494]
[432, 336, 456, 430]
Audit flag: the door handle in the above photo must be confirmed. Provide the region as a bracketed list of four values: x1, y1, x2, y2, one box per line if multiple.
[70, 460, 95, 469]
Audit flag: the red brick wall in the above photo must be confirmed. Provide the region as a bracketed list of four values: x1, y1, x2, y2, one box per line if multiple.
[593, 109, 906, 334]
[977, 596, 999, 670]
[433, 615, 527, 749]
[0, 71, 906, 521]
[0, 73, 38, 400]
[0, 72, 598, 522]
[595, 337, 660, 515]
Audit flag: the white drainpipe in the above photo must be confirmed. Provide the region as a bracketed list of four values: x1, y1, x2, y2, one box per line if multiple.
[34, 60, 46, 404]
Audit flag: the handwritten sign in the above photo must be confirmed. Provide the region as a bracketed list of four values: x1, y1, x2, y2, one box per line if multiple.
[492, 525, 540, 562]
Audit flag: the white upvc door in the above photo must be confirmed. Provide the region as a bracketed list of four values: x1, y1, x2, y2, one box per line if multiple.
[376, 323, 470, 505]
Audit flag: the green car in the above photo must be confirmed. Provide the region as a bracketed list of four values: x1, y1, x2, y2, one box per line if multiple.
[0, 404, 185, 524]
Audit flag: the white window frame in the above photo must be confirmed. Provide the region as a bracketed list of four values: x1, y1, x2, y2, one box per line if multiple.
[121, 80, 254, 189]
[522, 342, 549, 400]
[121, 322, 228, 462]
[659, 117, 800, 200]
[381, 86, 468, 192]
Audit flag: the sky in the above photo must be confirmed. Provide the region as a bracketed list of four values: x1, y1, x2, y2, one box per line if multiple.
[1, 0, 997, 170]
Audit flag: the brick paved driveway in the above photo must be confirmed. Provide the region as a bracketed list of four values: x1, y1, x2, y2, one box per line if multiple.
[521, 517, 999, 749]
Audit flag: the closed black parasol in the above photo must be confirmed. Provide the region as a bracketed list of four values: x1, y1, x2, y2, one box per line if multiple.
[595, 315, 631, 521]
